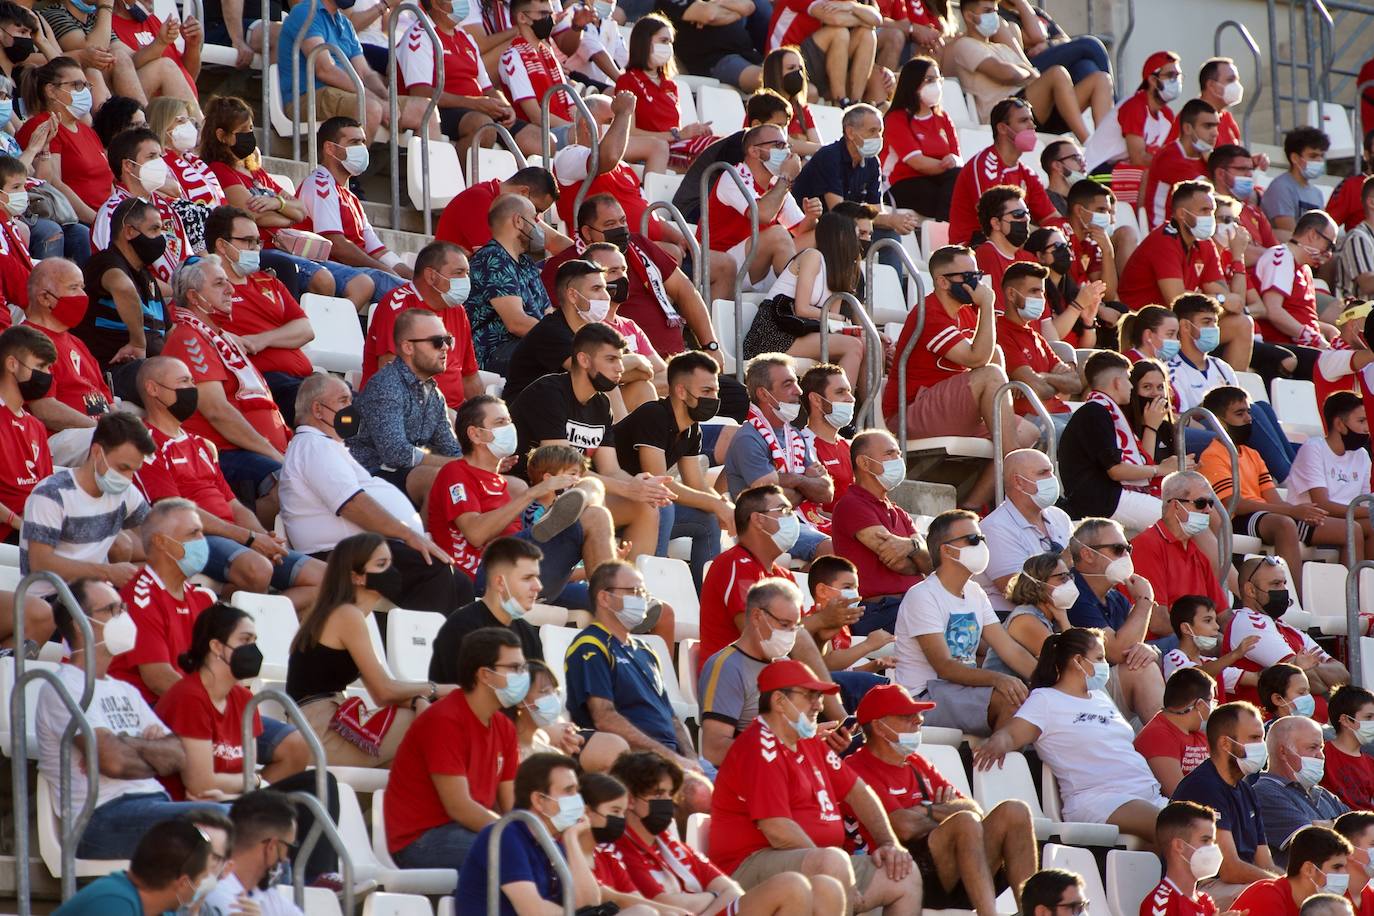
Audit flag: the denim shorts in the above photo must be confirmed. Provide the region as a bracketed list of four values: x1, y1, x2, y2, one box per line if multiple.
[791, 523, 827, 563]
[709, 54, 759, 89]
[204, 534, 312, 591]
[218, 449, 282, 499]
[320, 262, 408, 303]
[258, 715, 297, 763]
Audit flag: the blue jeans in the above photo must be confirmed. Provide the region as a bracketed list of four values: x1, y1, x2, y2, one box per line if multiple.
[1248, 400, 1296, 485]
[1029, 35, 1111, 83]
[218, 449, 283, 502]
[322, 261, 407, 303]
[394, 821, 481, 870]
[745, 0, 772, 58]
[872, 227, 905, 286]
[851, 594, 902, 637]
[476, 521, 586, 603]
[78, 791, 228, 859]
[203, 534, 312, 590]
[657, 503, 723, 591]
[27, 218, 91, 265]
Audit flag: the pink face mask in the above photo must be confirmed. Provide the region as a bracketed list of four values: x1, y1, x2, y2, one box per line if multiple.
[1013, 128, 1038, 153]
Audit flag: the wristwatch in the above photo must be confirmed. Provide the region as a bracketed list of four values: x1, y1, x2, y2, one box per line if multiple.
[703, 341, 720, 352]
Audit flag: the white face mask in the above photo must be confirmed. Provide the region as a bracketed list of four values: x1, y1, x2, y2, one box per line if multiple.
[1090, 545, 1133, 584]
[974, 10, 999, 35]
[823, 399, 854, 430]
[1090, 210, 1113, 231]
[614, 594, 649, 631]
[137, 157, 170, 192]
[1158, 76, 1183, 102]
[1189, 213, 1217, 240]
[919, 81, 942, 107]
[1350, 717, 1374, 745]
[3, 189, 27, 217]
[170, 121, 199, 152]
[1322, 870, 1351, 896]
[858, 136, 883, 159]
[1187, 842, 1224, 880]
[953, 540, 990, 575]
[769, 512, 801, 553]
[774, 399, 801, 424]
[1296, 755, 1325, 790]
[869, 456, 906, 491]
[1221, 80, 1244, 106]
[759, 617, 797, 659]
[1048, 579, 1079, 610]
[1232, 739, 1268, 775]
[99, 611, 138, 656]
[485, 423, 518, 458]
[578, 295, 611, 322]
[1192, 632, 1219, 652]
[649, 42, 672, 67]
[1020, 474, 1060, 510]
[339, 144, 370, 176]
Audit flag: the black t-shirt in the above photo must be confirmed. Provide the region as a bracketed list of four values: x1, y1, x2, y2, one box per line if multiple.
[511, 372, 615, 480]
[655, 0, 759, 76]
[503, 311, 574, 403]
[1058, 400, 1127, 519]
[429, 599, 544, 684]
[79, 247, 166, 371]
[613, 398, 702, 475]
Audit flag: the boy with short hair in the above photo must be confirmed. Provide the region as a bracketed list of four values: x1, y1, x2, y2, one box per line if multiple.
[1334, 810, 1374, 911]
[1142, 801, 1224, 914]
[1287, 391, 1374, 560]
[523, 444, 590, 532]
[1163, 594, 1257, 703]
[805, 554, 894, 675]
[1134, 667, 1215, 796]
[1323, 685, 1374, 810]
[1262, 126, 1332, 238]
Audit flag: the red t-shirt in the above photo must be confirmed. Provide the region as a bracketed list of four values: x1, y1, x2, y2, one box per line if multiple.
[840, 744, 956, 850]
[1139, 878, 1219, 916]
[591, 845, 639, 893]
[385, 691, 518, 853]
[1255, 244, 1322, 344]
[0, 404, 49, 541]
[220, 273, 314, 378]
[106, 567, 218, 705]
[398, 22, 489, 97]
[875, 0, 942, 26]
[136, 425, 237, 524]
[206, 162, 285, 245]
[701, 163, 807, 253]
[882, 109, 958, 186]
[111, 13, 195, 96]
[1327, 174, 1369, 231]
[1067, 229, 1104, 285]
[710, 717, 857, 875]
[615, 69, 681, 134]
[426, 458, 516, 579]
[831, 483, 923, 599]
[1232, 878, 1300, 916]
[1239, 200, 1279, 251]
[882, 293, 975, 418]
[767, 0, 821, 50]
[996, 316, 1069, 414]
[1164, 106, 1241, 149]
[1117, 222, 1225, 311]
[812, 434, 852, 512]
[1132, 712, 1209, 780]
[500, 36, 573, 120]
[1116, 91, 1177, 152]
[1321, 740, 1374, 810]
[154, 676, 262, 801]
[0, 217, 32, 309]
[1142, 141, 1208, 230]
[161, 323, 290, 454]
[1129, 522, 1229, 613]
[553, 149, 660, 244]
[947, 145, 1062, 245]
[698, 543, 794, 670]
[362, 284, 480, 408]
[27, 322, 111, 418]
[613, 827, 726, 897]
[16, 115, 113, 212]
[974, 241, 1031, 308]
[435, 179, 502, 253]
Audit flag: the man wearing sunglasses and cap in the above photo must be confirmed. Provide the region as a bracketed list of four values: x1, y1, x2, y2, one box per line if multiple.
[843, 683, 1038, 916]
[710, 658, 922, 915]
[1130, 470, 1230, 635]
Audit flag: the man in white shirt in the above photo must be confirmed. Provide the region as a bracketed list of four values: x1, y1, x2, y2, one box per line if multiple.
[977, 448, 1072, 613]
[205, 789, 304, 916]
[894, 509, 1037, 736]
[1286, 390, 1374, 559]
[1335, 178, 1374, 299]
[281, 372, 464, 613]
[1167, 292, 1238, 413]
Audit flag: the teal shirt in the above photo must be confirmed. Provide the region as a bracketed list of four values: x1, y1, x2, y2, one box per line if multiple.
[53, 871, 144, 916]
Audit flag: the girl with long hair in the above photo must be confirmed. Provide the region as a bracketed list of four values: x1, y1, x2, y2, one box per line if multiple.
[147, 96, 225, 253]
[17, 57, 114, 223]
[614, 15, 718, 172]
[761, 47, 822, 156]
[883, 55, 961, 220]
[984, 551, 1076, 672]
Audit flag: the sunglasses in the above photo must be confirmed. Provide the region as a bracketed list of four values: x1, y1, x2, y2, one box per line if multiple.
[407, 335, 454, 349]
[1171, 496, 1215, 511]
[941, 270, 985, 285]
[1001, 208, 1030, 220]
[948, 533, 987, 547]
[1093, 542, 1132, 557]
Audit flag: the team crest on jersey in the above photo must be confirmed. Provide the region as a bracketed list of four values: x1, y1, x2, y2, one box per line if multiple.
[449, 482, 467, 503]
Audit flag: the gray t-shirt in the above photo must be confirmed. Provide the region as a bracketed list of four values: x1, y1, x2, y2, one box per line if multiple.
[723, 421, 816, 500]
[1260, 172, 1325, 224]
[697, 643, 770, 734]
[983, 604, 1056, 675]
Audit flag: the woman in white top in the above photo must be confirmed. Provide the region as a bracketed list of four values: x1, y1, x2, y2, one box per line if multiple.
[743, 208, 868, 398]
[973, 626, 1168, 841]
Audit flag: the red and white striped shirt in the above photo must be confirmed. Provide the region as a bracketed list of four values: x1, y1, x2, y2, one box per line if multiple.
[294, 166, 386, 257]
[499, 36, 573, 120]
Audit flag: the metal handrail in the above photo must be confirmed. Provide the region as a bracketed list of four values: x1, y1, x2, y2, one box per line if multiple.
[1354, 80, 1374, 174]
[305, 44, 369, 173]
[991, 381, 1058, 505]
[816, 291, 884, 428]
[641, 201, 701, 289]
[260, 0, 272, 153]
[1347, 494, 1374, 683]
[1112, 0, 1135, 97]
[388, 3, 444, 235]
[893, 292, 926, 449]
[1175, 406, 1236, 592]
[1268, 0, 1335, 138]
[469, 122, 529, 185]
[241, 688, 352, 913]
[1308, 0, 1335, 113]
[289, 792, 356, 915]
[697, 162, 758, 379]
[487, 811, 574, 915]
[11, 572, 99, 909]
[863, 238, 926, 320]
[540, 84, 598, 223]
[1214, 21, 1264, 143]
[288, 0, 319, 163]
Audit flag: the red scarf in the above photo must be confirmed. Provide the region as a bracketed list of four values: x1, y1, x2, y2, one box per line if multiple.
[747, 404, 829, 531]
[572, 235, 681, 327]
[1086, 388, 1153, 491]
[172, 306, 275, 409]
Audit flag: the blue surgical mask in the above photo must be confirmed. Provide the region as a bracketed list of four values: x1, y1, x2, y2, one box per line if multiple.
[1090, 211, 1113, 230]
[497, 577, 527, 620]
[66, 86, 93, 118]
[1290, 693, 1316, 718]
[233, 248, 261, 276]
[1021, 474, 1060, 510]
[615, 594, 649, 631]
[858, 137, 883, 159]
[70, 0, 96, 12]
[0, 101, 14, 128]
[1017, 296, 1046, 322]
[1082, 658, 1110, 692]
[975, 10, 1000, 35]
[792, 709, 818, 739]
[1297, 755, 1325, 790]
[527, 693, 563, 727]
[1231, 175, 1255, 199]
[896, 731, 922, 754]
[765, 147, 790, 173]
[442, 275, 470, 307]
[1181, 510, 1210, 537]
[95, 451, 131, 496]
[1159, 338, 1181, 361]
[1196, 325, 1221, 353]
[1302, 160, 1326, 181]
[494, 669, 531, 707]
[547, 792, 585, 832]
[175, 537, 209, 577]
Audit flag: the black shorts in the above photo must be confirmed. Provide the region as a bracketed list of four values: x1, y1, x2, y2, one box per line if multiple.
[373, 464, 417, 497]
[438, 106, 485, 139]
[907, 834, 1010, 910]
[1233, 510, 1317, 545]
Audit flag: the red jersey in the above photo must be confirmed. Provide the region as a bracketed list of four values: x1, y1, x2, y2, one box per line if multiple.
[996, 315, 1069, 414]
[398, 20, 490, 98]
[882, 109, 958, 186]
[154, 677, 261, 801]
[1132, 712, 1209, 778]
[811, 434, 852, 512]
[615, 69, 683, 134]
[499, 37, 573, 120]
[0, 404, 49, 541]
[1255, 244, 1323, 345]
[27, 322, 111, 418]
[160, 321, 290, 454]
[709, 717, 857, 875]
[698, 543, 794, 669]
[1116, 91, 1176, 151]
[163, 152, 225, 207]
[106, 566, 217, 705]
[1238, 200, 1279, 250]
[613, 826, 726, 897]
[220, 272, 314, 378]
[1327, 173, 1369, 231]
[111, 13, 195, 96]
[435, 179, 502, 253]
[875, 0, 941, 26]
[1068, 229, 1104, 284]
[0, 216, 31, 309]
[136, 424, 237, 524]
[767, 0, 820, 50]
[1139, 878, 1218, 916]
[701, 163, 806, 253]
[591, 845, 638, 894]
[295, 166, 385, 257]
[15, 115, 112, 212]
[426, 458, 516, 578]
[1232, 877, 1300, 916]
[385, 690, 518, 853]
[206, 162, 285, 245]
[362, 284, 479, 408]
[882, 293, 975, 419]
[1164, 106, 1242, 149]
[552, 146, 660, 243]
[1321, 740, 1374, 810]
[1117, 222, 1225, 310]
[947, 145, 1063, 245]
[1142, 141, 1208, 230]
[840, 744, 957, 850]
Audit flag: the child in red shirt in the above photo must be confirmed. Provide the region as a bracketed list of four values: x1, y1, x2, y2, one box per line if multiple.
[1324, 685, 1374, 810]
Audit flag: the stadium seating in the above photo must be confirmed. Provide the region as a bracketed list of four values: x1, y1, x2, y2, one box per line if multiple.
[301, 294, 367, 376]
[385, 608, 445, 681]
[635, 555, 699, 640]
[365, 788, 460, 894]
[1106, 849, 1162, 916]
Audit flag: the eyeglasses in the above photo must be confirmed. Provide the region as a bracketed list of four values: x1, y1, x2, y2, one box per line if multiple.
[91, 599, 128, 618]
[59, 79, 91, 91]
[1092, 542, 1132, 557]
[1057, 155, 1086, 168]
[759, 505, 795, 518]
[941, 270, 985, 285]
[1056, 901, 1090, 915]
[752, 140, 788, 150]
[408, 335, 454, 349]
[1245, 555, 1282, 583]
[491, 662, 530, 674]
[230, 235, 263, 248]
[1170, 496, 1215, 510]
[761, 605, 800, 632]
[606, 585, 649, 598]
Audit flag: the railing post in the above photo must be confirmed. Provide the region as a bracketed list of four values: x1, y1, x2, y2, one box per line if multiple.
[817, 291, 884, 429]
[991, 381, 1058, 505]
[288, 0, 319, 163]
[260, 0, 271, 153]
[894, 295, 926, 450]
[1175, 406, 1236, 593]
[1346, 496, 1374, 684]
[696, 162, 758, 380]
[468, 122, 529, 185]
[486, 811, 575, 915]
[540, 84, 598, 222]
[640, 201, 700, 291]
[388, 3, 444, 235]
[1113, 0, 1135, 97]
[1214, 21, 1265, 143]
[305, 44, 369, 174]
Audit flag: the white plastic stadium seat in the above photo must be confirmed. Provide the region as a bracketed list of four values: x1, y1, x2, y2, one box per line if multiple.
[920, 726, 964, 746]
[644, 171, 685, 208]
[1038, 760, 1121, 846]
[673, 77, 699, 124]
[920, 221, 950, 259]
[1302, 563, 1349, 634]
[408, 135, 465, 211]
[230, 591, 298, 680]
[1270, 378, 1322, 441]
[267, 173, 296, 197]
[1363, 638, 1374, 691]
[1107, 849, 1162, 916]
[362, 892, 435, 916]
[678, 638, 700, 708]
[903, 436, 995, 460]
[636, 555, 699, 640]
[467, 147, 519, 185]
[540, 626, 581, 701]
[268, 65, 308, 138]
[917, 743, 971, 798]
[711, 297, 760, 374]
[299, 887, 345, 916]
[1306, 101, 1356, 160]
[642, 633, 698, 723]
[1235, 370, 1269, 405]
[697, 87, 746, 135]
[971, 750, 1054, 840]
[810, 104, 843, 142]
[0, 657, 57, 758]
[352, 786, 459, 893]
[1042, 844, 1107, 914]
[386, 608, 444, 681]
[37, 777, 127, 878]
[941, 79, 975, 127]
[301, 294, 366, 375]
[869, 263, 909, 325]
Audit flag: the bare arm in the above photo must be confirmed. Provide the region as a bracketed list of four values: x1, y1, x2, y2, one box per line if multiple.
[134, 662, 181, 697]
[1145, 756, 1186, 796]
[334, 606, 449, 706]
[102, 268, 148, 350]
[29, 397, 97, 433]
[179, 737, 250, 796]
[586, 695, 684, 760]
[756, 816, 818, 850]
[240, 317, 314, 352]
[433, 774, 504, 830]
[843, 779, 901, 848]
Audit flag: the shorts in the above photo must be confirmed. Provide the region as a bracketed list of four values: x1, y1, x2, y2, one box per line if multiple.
[204, 17, 261, 47]
[552, 124, 574, 150]
[374, 464, 417, 497]
[731, 846, 878, 893]
[1060, 788, 1166, 825]
[218, 448, 282, 500]
[321, 262, 408, 303]
[285, 87, 364, 125]
[799, 35, 832, 99]
[919, 679, 994, 736]
[1233, 510, 1316, 545]
[439, 106, 486, 139]
[204, 534, 313, 591]
[908, 834, 1008, 910]
[724, 236, 778, 292]
[789, 522, 828, 563]
[889, 373, 987, 439]
[709, 53, 760, 89]
[257, 715, 297, 763]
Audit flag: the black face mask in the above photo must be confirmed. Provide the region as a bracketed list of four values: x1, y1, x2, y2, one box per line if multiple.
[1342, 428, 1370, 452]
[3, 36, 34, 63]
[591, 815, 626, 844]
[162, 384, 198, 422]
[1048, 246, 1072, 274]
[1226, 421, 1252, 448]
[127, 1, 149, 21]
[130, 232, 168, 265]
[530, 14, 555, 39]
[364, 565, 402, 596]
[640, 798, 675, 835]
[330, 404, 360, 439]
[227, 642, 264, 680]
[780, 70, 806, 97]
[687, 395, 719, 422]
[589, 372, 618, 393]
[1258, 587, 1290, 619]
[17, 367, 51, 401]
[601, 226, 630, 253]
[1005, 220, 1030, 248]
[606, 276, 629, 303]
[231, 130, 259, 160]
[947, 279, 974, 304]
[859, 238, 872, 258]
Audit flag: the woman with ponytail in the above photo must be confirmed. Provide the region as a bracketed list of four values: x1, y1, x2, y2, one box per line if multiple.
[984, 551, 1076, 674]
[973, 626, 1168, 841]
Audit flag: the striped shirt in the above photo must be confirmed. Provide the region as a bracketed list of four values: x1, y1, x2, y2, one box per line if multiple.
[1337, 220, 1374, 299]
[20, 467, 150, 597]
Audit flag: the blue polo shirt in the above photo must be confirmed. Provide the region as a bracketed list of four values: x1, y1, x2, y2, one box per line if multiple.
[1173, 758, 1268, 864]
[564, 622, 679, 751]
[278, 2, 364, 101]
[1066, 569, 1130, 630]
[52, 871, 142, 915]
[457, 819, 562, 916]
[791, 139, 881, 208]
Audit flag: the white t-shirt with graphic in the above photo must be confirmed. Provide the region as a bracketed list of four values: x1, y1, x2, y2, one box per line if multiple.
[894, 575, 997, 696]
[1286, 435, 1372, 506]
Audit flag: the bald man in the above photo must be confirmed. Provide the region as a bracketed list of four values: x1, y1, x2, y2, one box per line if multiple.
[1252, 716, 1349, 867]
[976, 449, 1072, 613]
[468, 193, 557, 373]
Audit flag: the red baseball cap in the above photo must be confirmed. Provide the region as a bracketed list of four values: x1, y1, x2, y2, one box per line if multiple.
[856, 684, 937, 725]
[757, 659, 840, 695]
[1141, 50, 1179, 84]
